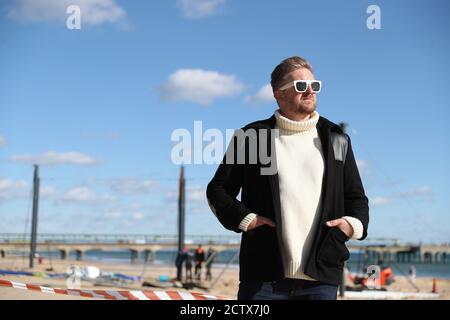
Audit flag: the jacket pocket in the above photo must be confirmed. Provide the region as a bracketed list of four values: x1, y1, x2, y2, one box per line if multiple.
[244, 225, 277, 252]
[317, 227, 350, 269]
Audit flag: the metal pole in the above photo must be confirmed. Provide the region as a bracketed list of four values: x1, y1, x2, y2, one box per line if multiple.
[29, 164, 40, 269]
[176, 166, 185, 281]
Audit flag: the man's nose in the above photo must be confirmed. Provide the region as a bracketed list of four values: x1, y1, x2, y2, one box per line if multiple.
[304, 84, 314, 95]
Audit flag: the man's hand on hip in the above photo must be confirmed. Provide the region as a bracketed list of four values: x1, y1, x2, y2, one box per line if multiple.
[326, 218, 353, 238]
[247, 215, 276, 231]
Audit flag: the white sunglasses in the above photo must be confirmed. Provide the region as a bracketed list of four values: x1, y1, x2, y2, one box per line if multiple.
[279, 80, 322, 93]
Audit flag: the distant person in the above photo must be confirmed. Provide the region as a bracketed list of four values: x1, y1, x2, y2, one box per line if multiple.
[35, 253, 43, 264]
[207, 56, 369, 300]
[205, 248, 216, 281]
[194, 244, 205, 281]
[185, 250, 194, 283]
[175, 246, 188, 281]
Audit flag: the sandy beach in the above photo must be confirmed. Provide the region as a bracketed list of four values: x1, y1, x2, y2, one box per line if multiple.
[1, 257, 448, 300]
[0, 257, 239, 300]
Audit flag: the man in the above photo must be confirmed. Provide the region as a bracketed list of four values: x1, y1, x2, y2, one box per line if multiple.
[194, 244, 205, 281]
[175, 246, 188, 282]
[205, 248, 216, 281]
[185, 249, 194, 283]
[206, 56, 369, 300]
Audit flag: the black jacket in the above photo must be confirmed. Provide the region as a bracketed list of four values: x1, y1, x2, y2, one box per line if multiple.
[206, 114, 369, 285]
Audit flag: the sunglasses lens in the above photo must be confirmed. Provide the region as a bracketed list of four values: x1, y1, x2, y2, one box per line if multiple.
[295, 81, 308, 92]
[311, 81, 321, 92]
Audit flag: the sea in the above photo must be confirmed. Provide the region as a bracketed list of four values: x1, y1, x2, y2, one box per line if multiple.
[15, 248, 449, 279]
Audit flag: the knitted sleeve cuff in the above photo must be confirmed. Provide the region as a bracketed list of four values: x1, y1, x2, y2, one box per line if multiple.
[238, 213, 257, 232]
[343, 216, 364, 240]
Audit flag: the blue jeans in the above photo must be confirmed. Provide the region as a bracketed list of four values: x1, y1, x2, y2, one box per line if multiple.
[237, 278, 338, 300]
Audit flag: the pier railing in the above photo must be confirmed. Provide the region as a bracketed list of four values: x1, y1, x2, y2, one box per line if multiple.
[0, 233, 407, 245]
[0, 233, 241, 245]
[0, 233, 448, 263]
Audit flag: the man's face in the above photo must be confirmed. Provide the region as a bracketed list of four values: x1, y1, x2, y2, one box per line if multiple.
[275, 68, 317, 117]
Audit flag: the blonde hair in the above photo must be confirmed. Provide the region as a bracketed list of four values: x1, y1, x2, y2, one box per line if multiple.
[270, 56, 314, 91]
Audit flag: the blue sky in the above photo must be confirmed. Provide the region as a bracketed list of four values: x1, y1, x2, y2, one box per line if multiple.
[0, 0, 449, 243]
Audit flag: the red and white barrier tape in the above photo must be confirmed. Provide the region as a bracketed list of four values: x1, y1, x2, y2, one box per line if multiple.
[0, 279, 228, 300]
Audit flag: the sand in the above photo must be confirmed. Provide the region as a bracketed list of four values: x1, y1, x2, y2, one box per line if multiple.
[0, 257, 239, 300]
[0, 257, 448, 300]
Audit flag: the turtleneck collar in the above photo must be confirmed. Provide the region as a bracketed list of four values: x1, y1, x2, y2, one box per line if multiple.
[274, 109, 319, 132]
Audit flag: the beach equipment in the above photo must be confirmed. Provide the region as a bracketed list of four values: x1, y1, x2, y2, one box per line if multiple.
[0, 268, 67, 279]
[82, 266, 100, 280]
[158, 275, 169, 282]
[0, 269, 34, 276]
[112, 273, 142, 282]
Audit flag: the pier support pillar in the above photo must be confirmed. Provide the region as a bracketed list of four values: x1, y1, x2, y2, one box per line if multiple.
[423, 252, 432, 264]
[131, 250, 139, 264]
[144, 250, 154, 263]
[75, 250, 83, 261]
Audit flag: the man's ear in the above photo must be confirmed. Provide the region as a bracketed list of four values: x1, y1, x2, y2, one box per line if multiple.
[273, 89, 282, 102]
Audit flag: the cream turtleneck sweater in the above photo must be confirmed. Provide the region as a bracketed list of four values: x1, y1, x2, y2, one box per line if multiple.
[273, 109, 324, 280]
[239, 110, 363, 281]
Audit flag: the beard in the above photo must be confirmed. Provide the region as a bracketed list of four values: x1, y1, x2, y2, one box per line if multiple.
[296, 98, 317, 115]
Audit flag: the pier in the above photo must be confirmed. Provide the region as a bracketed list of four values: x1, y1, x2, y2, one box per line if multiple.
[0, 233, 239, 263]
[0, 233, 448, 264]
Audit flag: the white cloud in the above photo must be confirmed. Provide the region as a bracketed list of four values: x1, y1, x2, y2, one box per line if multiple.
[7, 0, 127, 27]
[60, 187, 114, 205]
[104, 210, 121, 219]
[187, 185, 206, 202]
[0, 135, 6, 147]
[164, 184, 210, 216]
[165, 185, 205, 203]
[133, 212, 145, 221]
[109, 177, 158, 195]
[177, 0, 225, 19]
[159, 68, 244, 105]
[371, 186, 434, 207]
[244, 84, 275, 104]
[10, 151, 99, 166]
[102, 203, 145, 220]
[0, 178, 29, 202]
[99, 204, 158, 226]
[399, 186, 433, 200]
[371, 196, 391, 207]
